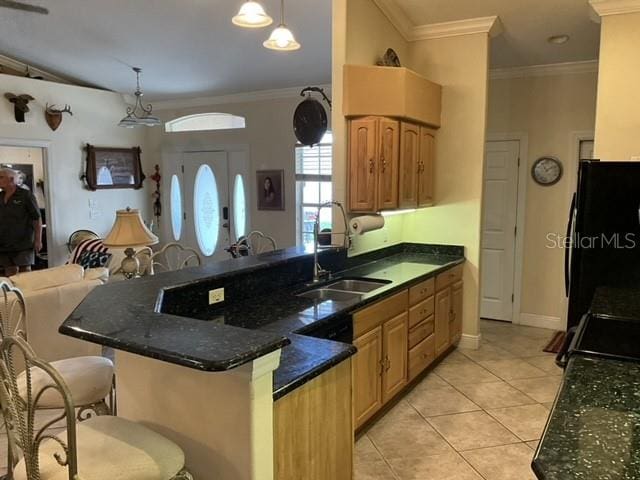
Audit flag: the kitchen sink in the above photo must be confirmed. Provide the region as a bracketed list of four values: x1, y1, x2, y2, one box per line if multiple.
[297, 289, 363, 302]
[324, 278, 390, 293]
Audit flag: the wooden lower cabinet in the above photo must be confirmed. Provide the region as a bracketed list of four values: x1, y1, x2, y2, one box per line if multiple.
[353, 326, 383, 427]
[382, 312, 409, 403]
[434, 288, 451, 356]
[274, 359, 353, 480]
[450, 280, 463, 343]
[408, 334, 436, 381]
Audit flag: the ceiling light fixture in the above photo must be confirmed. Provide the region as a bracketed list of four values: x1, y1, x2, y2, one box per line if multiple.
[548, 34, 570, 45]
[118, 67, 160, 128]
[232, 1, 273, 28]
[264, 0, 300, 51]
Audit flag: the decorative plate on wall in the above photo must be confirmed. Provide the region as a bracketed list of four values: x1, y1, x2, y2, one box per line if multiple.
[531, 156, 563, 186]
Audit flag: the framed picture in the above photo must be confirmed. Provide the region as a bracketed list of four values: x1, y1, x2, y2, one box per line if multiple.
[256, 169, 284, 210]
[83, 144, 145, 191]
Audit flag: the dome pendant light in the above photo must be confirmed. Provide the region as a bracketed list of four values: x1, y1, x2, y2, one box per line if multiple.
[118, 67, 160, 128]
[264, 0, 300, 51]
[232, 1, 273, 28]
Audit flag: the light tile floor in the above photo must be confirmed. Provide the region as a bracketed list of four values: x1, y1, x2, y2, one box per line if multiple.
[355, 319, 563, 480]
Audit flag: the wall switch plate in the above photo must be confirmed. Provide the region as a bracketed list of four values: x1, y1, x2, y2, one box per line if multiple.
[208, 288, 225, 305]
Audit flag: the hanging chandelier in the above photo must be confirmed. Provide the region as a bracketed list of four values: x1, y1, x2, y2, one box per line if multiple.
[232, 1, 273, 28]
[118, 67, 161, 128]
[263, 0, 300, 51]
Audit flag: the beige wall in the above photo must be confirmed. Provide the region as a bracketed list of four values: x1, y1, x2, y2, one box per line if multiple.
[403, 34, 491, 339]
[487, 72, 597, 322]
[333, 0, 491, 341]
[0, 74, 150, 265]
[147, 96, 308, 250]
[594, 12, 640, 159]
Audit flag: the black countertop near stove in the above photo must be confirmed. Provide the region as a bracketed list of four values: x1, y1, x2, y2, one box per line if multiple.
[60, 243, 464, 399]
[590, 286, 640, 320]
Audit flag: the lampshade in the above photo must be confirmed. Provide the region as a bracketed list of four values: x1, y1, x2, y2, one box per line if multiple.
[232, 1, 273, 28]
[103, 208, 159, 248]
[263, 25, 300, 51]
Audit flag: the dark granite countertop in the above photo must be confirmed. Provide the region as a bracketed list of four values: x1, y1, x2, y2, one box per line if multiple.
[533, 354, 640, 480]
[61, 243, 464, 399]
[591, 286, 640, 320]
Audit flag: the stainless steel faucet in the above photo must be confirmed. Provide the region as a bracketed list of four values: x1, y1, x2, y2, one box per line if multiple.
[312, 201, 349, 283]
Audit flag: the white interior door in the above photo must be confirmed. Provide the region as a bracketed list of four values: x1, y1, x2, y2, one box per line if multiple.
[481, 140, 520, 321]
[182, 151, 230, 263]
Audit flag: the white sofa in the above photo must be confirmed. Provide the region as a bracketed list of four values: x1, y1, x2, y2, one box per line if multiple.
[0, 264, 108, 362]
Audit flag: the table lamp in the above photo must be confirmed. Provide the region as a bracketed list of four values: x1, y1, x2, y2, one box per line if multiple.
[103, 207, 159, 279]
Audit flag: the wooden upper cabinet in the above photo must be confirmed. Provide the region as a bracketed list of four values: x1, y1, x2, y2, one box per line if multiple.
[381, 312, 408, 403]
[399, 122, 419, 208]
[418, 127, 435, 207]
[349, 117, 378, 211]
[377, 119, 400, 210]
[353, 326, 384, 428]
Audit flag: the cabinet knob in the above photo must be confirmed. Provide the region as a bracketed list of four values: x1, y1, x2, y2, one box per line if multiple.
[369, 158, 375, 173]
[380, 157, 387, 172]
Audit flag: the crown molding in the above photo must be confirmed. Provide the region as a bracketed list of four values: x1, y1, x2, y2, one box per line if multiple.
[490, 60, 599, 79]
[413, 16, 502, 41]
[0, 53, 73, 85]
[372, 0, 413, 41]
[589, 0, 640, 20]
[152, 84, 331, 111]
[372, 0, 502, 41]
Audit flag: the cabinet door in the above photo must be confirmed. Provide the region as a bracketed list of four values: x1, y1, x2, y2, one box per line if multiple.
[353, 326, 383, 428]
[382, 312, 408, 404]
[418, 127, 435, 207]
[398, 122, 419, 208]
[435, 288, 451, 356]
[377, 118, 400, 210]
[349, 117, 378, 212]
[450, 280, 463, 344]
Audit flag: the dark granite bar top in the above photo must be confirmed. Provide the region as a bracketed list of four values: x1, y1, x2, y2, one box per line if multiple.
[61, 243, 464, 399]
[533, 354, 640, 480]
[591, 286, 640, 320]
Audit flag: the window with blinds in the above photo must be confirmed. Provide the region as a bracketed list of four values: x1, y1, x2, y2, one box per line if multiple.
[295, 132, 332, 249]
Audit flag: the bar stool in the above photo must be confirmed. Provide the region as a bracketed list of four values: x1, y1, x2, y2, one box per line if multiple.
[0, 335, 193, 480]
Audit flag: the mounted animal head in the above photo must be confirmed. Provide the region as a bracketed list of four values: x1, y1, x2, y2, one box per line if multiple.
[4, 93, 35, 123]
[45, 103, 73, 131]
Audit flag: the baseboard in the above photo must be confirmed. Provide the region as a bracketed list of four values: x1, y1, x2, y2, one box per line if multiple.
[519, 313, 563, 331]
[458, 333, 482, 350]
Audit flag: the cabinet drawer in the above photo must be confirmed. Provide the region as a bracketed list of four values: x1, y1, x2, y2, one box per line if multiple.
[408, 315, 434, 349]
[408, 296, 434, 329]
[408, 334, 435, 381]
[409, 278, 434, 305]
[353, 290, 408, 337]
[435, 264, 463, 291]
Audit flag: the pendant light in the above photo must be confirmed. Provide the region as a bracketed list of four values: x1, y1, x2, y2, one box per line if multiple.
[232, 1, 273, 28]
[264, 0, 300, 51]
[118, 67, 160, 128]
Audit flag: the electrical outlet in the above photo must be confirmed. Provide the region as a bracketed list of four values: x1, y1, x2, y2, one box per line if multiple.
[208, 288, 225, 305]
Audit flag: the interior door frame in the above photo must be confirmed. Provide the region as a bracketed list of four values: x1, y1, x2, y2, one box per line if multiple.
[0, 137, 57, 265]
[484, 133, 529, 325]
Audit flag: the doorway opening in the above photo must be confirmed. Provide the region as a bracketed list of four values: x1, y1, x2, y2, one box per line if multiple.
[0, 145, 50, 273]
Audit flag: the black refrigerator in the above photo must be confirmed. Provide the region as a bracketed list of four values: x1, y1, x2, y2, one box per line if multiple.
[565, 160, 640, 329]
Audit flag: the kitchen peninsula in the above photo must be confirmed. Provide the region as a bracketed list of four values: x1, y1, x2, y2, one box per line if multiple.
[61, 243, 465, 480]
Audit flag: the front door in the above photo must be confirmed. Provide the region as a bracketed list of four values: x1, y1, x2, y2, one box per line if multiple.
[480, 141, 520, 321]
[182, 151, 230, 263]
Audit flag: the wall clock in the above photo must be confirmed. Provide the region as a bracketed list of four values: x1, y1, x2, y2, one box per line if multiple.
[531, 156, 563, 186]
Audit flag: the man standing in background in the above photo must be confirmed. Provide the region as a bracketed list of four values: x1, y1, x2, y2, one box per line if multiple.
[0, 167, 42, 277]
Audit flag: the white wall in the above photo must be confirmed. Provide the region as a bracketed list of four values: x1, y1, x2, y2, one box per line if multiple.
[147, 95, 312, 250]
[0, 74, 151, 265]
[487, 71, 597, 324]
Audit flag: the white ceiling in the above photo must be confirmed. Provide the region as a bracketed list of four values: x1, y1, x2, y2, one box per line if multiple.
[393, 0, 601, 67]
[0, 0, 331, 100]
